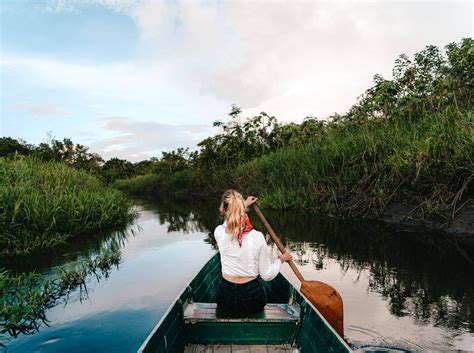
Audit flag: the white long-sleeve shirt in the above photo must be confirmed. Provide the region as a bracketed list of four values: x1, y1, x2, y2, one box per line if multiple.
[214, 222, 282, 281]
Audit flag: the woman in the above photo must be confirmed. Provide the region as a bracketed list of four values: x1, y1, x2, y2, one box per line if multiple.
[214, 189, 293, 314]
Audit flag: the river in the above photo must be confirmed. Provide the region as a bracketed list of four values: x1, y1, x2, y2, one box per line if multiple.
[1, 198, 473, 352]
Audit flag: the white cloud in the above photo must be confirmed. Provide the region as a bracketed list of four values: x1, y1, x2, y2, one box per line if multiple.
[131, 1, 180, 40]
[6, 103, 69, 117]
[43, 0, 138, 13]
[128, 0, 472, 121]
[1, 54, 170, 100]
[90, 116, 214, 161]
[7, 1, 472, 123]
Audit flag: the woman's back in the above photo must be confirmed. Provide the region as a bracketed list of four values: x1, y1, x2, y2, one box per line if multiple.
[215, 223, 282, 282]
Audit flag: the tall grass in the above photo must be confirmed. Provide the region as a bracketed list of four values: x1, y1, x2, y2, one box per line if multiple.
[236, 109, 473, 218]
[0, 157, 137, 257]
[113, 174, 162, 196]
[113, 169, 198, 198]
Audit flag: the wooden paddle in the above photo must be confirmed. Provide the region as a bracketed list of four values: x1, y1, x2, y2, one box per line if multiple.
[252, 204, 344, 338]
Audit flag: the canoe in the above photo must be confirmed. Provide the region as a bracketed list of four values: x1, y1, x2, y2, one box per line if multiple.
[138, 253, 352, 353]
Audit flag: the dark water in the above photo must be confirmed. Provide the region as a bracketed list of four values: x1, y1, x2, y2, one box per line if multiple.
[1, 198, 473, 352]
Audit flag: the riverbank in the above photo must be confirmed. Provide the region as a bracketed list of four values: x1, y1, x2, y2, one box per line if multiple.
[0, 157, 137, 257]
[375, 201, 474, 236]
[0, 157, 137, 340]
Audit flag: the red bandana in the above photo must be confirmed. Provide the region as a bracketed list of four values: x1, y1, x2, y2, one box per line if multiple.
[237, 213, 253, 247]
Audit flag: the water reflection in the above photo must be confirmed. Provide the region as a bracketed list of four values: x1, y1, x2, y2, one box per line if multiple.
[258, 210, 474, 333]
[1, 220, 139, 346]
[139, 197, 220, 247]
[1, 242, 124, 340]
[1, 223, 138, 275]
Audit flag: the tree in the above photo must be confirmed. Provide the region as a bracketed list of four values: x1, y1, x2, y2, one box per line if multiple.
[101, 158, 135, 184]
[0, 137, 32, 157]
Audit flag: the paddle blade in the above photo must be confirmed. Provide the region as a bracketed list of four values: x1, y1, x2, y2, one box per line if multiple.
[300, 280, 344, 338]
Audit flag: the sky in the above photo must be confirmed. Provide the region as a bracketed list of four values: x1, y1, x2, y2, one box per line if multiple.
[1, 0, 472, 162]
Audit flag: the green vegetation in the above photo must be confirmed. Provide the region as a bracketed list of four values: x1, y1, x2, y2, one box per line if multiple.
[0, 244, 121, 338]
[0, 136, 147, 185]
[114, 38, 473, 223]
[0, 139, 135, 343]
[0, 136, 104, 175]
[0, 157, 136, 257]
[238, 109, 473, 218]
[112, 149, 199, 197]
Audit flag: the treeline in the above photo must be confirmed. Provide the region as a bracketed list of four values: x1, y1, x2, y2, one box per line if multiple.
[0, 136, 197, 185]
[114, 38, 473, 222]
[0, 137, 142, 184]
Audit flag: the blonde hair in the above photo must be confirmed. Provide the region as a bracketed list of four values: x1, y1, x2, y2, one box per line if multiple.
[220, 189, 245, 238]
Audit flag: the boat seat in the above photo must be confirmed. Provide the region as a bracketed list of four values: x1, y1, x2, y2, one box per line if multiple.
[184, 343, 296, 352]
[183, 303, 300, 344]
[184, 302, 300, 323]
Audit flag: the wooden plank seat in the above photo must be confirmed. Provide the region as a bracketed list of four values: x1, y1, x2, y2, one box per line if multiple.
[183, 343, 297, 352]
[184, 303, 301, 345]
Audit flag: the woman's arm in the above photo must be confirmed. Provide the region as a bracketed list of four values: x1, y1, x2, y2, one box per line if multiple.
[244, 196, 258, 210]
[257, 232, 283, 281]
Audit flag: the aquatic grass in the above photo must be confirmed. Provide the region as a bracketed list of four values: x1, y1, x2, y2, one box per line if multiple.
[0, 157, 137, 257]
[0, 244, 122, 338]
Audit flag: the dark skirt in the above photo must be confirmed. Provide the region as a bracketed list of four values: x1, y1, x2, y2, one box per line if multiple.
[216, 276, 267, 314]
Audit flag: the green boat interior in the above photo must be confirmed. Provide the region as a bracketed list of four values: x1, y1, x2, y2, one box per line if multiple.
[138, 254, 351, 353]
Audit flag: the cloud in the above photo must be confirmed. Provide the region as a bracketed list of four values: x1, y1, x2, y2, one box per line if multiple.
[89, 116, 214, 161]
[6, 103, 69, 117]
[128, 0, 472, 120]
[7, 1, 472, 124]
[43, 0, 138, 14]
[33, 1, 472, 122]
[1, 54, 170, 99]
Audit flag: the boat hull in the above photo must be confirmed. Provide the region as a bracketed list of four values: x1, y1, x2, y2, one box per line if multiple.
[138, 253, 352, 353]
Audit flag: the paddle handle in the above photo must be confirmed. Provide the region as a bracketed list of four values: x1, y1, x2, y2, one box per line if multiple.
[252, 204, 306, 283]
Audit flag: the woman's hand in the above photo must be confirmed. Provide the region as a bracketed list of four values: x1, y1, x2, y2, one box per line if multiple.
[244, 196, 258, 208]
[279, 252, 293, 263]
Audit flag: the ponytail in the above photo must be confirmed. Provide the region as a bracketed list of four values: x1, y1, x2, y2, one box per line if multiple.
[220, 189, 245, 238]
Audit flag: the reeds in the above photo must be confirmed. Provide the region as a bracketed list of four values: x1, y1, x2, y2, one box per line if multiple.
[0, 157, 137, 257]
[0, 244, 121, 338]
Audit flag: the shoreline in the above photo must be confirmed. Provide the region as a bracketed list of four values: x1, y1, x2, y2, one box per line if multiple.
[133, 193, 474, 238]
[375, 201, 474, 237]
